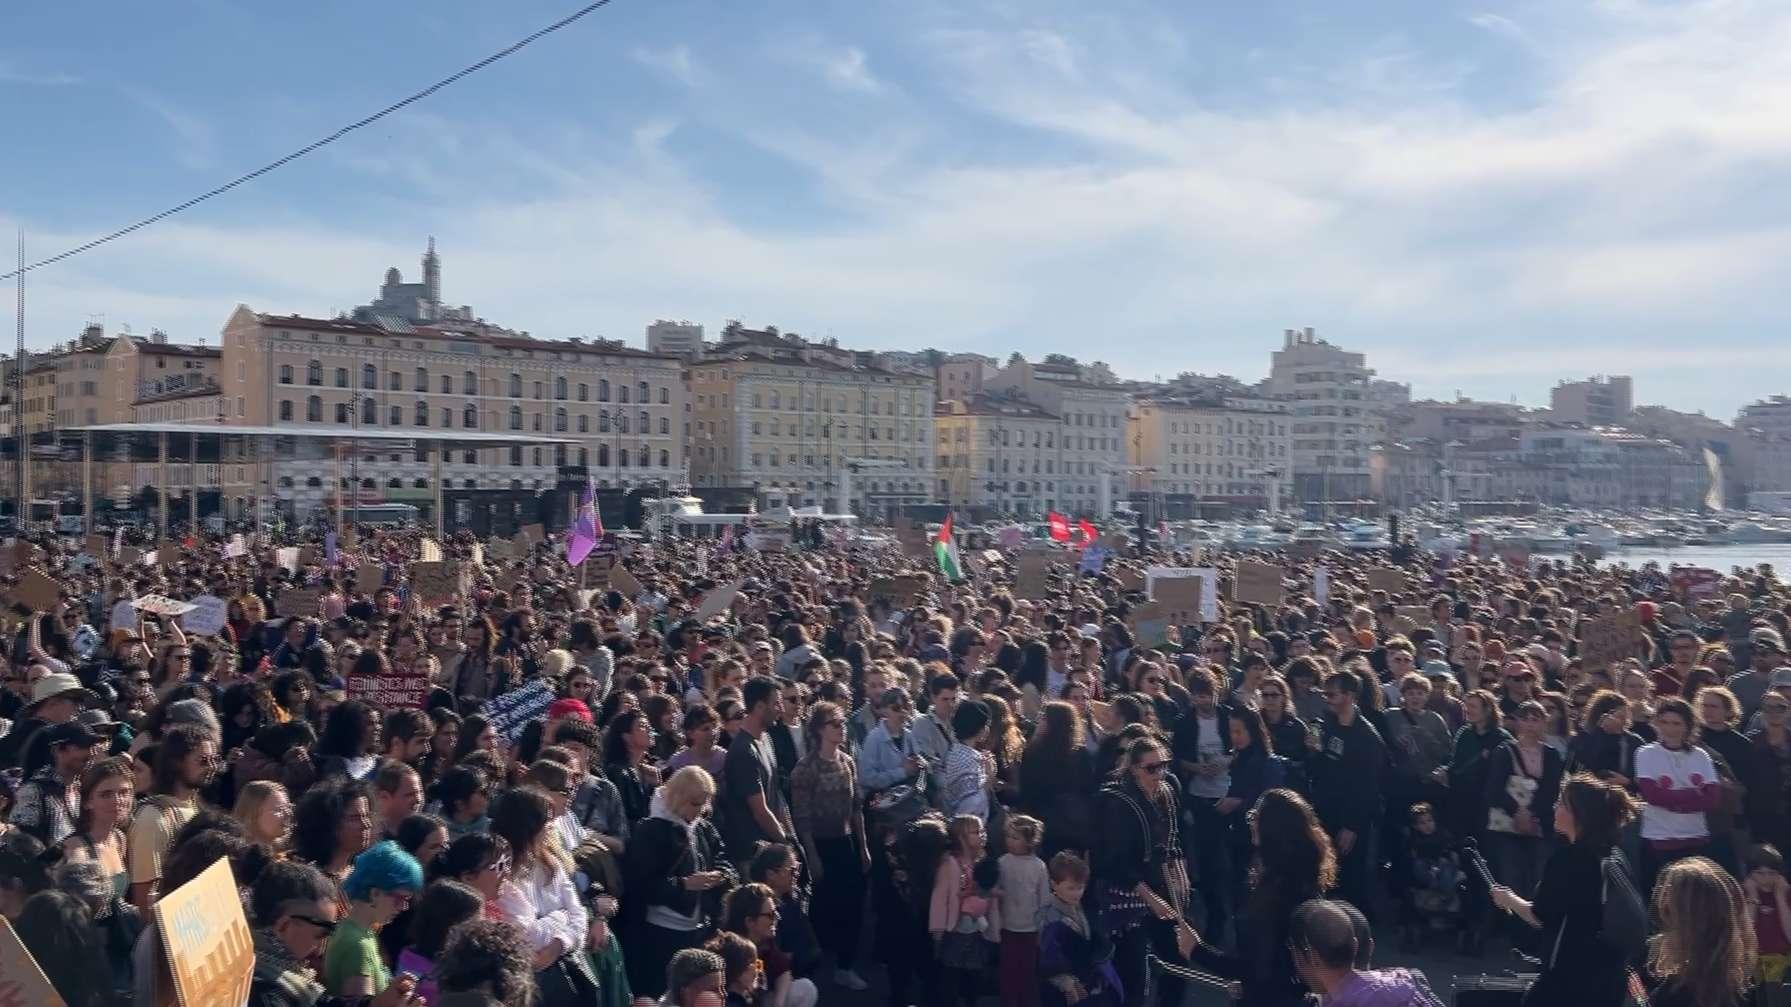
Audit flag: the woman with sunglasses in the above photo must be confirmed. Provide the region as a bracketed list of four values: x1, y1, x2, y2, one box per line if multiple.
[1094, 735, 1193, 1007]
[439, 832, 514, 920]
[1256, 673, 1310, 771]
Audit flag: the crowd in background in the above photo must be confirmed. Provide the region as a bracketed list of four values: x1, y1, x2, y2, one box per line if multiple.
[0, 519, 1786, 1007]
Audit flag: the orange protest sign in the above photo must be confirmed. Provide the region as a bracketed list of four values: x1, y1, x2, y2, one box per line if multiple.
[154, 857, 255, 1007]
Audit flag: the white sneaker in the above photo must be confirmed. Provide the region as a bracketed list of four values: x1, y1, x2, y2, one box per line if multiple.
[834, 969, 869, 991]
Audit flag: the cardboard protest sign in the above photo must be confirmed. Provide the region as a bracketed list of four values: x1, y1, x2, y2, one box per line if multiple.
[181, 595, 229, 636]
[410, 561, 464, 602]
[134, 595, 199, 618]
[355, 564, 385, 595]
[1580, 610, 1644, 671]
[1126, 601, 1174, 648]
[1116, 568, 1147, 592]
[1395, 606, 1434, 628]
[11, 567, 63, 613]
[119, 546, 142, 567]
[1669, 567, 1724, 600]
[1152, 576, 1210, 626]
[868, 573, 930, 606]
[608, 566, 643, 598]
[155, 857, 255, 1007]
[222, 534, 246, 559]
[276, 587, 323, 618]
[1284, 540, 1325, 560]
[694, 580, 742, 621]
[485, 538, 515, 561]
[487, 678, 555, 744]
[510, 531, 534, 555]
[1145, 567, 1220, 622]
[470, 542, 484, 568]
[297, 545, 322, 567]
[1014, 551, 1052, 599]
[998, 526, 1024, 550]
[274, 547, 300, 574]
[418, 538, 443, 562]
[85, 533, 108, 558]
[0, 916, 66, 1007]
[519, 523, 545, 545]
[347, 661, 429, 709]
[1232, 561, 1284, 607]
[1367, 569, 1407, 595]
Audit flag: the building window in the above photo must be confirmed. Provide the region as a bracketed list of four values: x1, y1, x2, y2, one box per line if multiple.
[306, 359, 322, 385]
[619, 385, 631, 404]
[638, 381, 649, 402]
[415, 401, 429, 426]
[362, 398, 377, 424]
[464, 404, 478, 428]
[619, 449, 630, 468]
[463, 371, 477, 395]
[639, 411, 650, 433]
[509, 405, 523, 430]
[659, 449, 670, 468]
[414, 478, 428, 489]
[442, 407, 452, 427]
[555, 376, 567, 400]
[509, 447, 522, 467]
[555, 408, 567, 432]
[387, 478, 402, 489]
[387, 371, 400, 391]
[388, 405, 401, 425]
[533, 381, 543, 400]
[279, 364, 294, 384]
[332, 367, 346, 388]
[597, 444, 611, 467]
[598, 379, 610, 402]
[280, 400, 293, 421]
[659, 387, 669, 404]
[599, 412, 611, 433]
[440, 374, 452, 394]
[463, 450, 476, 464]
[577, 382, 589, 402]
[618, 415, 630, 434]
[509, 373, 522, 398]
[532, 412, 542, 432]
[415, 367, 428, 392]
[578, 415, 589, 433]
[362, 364, 377, 390]
[335, 402, 350, 424]
[306, 396, 321, 422]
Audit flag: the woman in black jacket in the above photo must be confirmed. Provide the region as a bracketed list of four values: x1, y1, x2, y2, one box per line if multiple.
[1093, 735, 1189, 1007]
[1447, 689, 1513, 840]
[1187, 787, 1336, 1007]
[1567, 690, 1644, 785]
[1482, 701, 1566, 918]
[1018, 701, 1097, 860]
[1256, 674, 1309, 787]
[1216, 708, 1291, 926]
[619, 766, 736, 1001]
[1492, 773, 1642, 1007]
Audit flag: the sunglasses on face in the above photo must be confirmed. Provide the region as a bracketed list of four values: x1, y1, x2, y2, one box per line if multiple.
[289, 914, 337, 934]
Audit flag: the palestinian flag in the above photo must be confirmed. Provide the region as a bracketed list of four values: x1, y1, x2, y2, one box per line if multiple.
[935, 513, 964, 582]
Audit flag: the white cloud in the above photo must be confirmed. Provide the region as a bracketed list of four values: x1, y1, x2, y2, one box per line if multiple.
[631, 44, 698, 87]
[0, 60, 80, 86]
[125, 89, 216, 171]
[1467, 12, 1532, 45]
[823, 46, 883, 93]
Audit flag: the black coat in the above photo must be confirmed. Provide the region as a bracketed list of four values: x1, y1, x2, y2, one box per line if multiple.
[621, 814, 736, 924]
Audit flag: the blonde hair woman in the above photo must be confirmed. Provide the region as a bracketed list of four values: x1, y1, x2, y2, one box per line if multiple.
[1649, 857, 1756, 1007]
[233, 779, 292, 852]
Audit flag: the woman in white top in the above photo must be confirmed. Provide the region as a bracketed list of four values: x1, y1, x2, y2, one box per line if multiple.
[489, 786, 596, 1007]
[1633, 697, 1721, 895]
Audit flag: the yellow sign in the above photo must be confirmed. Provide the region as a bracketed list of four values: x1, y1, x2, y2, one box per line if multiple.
[154, 857, 255, 1007]
[0, 916, 67, 1007]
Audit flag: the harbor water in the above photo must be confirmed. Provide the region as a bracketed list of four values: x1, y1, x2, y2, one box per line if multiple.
[1586, 543, 1791, 572]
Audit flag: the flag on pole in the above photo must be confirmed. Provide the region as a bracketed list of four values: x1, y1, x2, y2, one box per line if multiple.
[1077, 519, 1098, 544]
[934, 513, 964, 582]
[1047, 512, 1071, 542]
[567, 478, 599, 566]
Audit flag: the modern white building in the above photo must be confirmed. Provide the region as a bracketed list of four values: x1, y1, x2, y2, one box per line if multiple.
[646, 319, 706, 357]
[1267, 327, 1388, 502]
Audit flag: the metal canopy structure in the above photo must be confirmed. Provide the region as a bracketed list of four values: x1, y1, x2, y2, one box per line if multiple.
[29, 423, 581, 538]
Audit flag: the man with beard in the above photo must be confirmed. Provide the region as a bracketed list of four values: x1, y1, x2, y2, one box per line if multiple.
[128, 722, 217, 911]
[379, 709, 434, 770]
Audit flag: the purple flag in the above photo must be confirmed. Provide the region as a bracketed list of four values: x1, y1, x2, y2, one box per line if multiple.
[567, 478, 598, 566]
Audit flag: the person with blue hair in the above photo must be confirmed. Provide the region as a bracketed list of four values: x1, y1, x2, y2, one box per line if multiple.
[323, 839, 423, 998]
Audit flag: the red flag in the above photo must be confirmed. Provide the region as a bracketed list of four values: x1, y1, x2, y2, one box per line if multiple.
[1047, 512, 1070, 542]
[1077, 519, 1098, 543]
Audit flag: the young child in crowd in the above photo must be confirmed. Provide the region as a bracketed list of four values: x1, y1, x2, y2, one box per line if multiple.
[1037, 851, 1122, 1007]
[1745, 843, 1791, 1003]
[993, 814, 1052, 1007]
[1402, 802, 1464, 950]
[931, 813, 994, 1006]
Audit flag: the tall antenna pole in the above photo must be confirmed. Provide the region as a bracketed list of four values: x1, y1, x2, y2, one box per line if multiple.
[15, 229, 26, 522]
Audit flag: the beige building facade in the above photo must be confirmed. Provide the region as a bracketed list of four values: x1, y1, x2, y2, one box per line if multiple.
[218, 306, 688, 521]
[933, 394, 1064, 515]
[1129, 396, 1292, 509]
[983, 358, 1130, 517]
[688, 335, 934, 516]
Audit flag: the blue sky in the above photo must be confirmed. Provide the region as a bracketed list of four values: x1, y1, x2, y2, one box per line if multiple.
[3, 0, 1790, 419]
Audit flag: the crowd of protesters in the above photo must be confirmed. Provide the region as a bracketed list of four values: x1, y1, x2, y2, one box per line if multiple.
[0, 517, 1787, 1007]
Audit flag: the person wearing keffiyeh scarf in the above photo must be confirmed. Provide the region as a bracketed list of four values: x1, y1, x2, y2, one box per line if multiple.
[246, 860, 420, 1007]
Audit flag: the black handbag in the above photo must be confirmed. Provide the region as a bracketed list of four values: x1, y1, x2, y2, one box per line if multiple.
[534, 950, 602, 1007]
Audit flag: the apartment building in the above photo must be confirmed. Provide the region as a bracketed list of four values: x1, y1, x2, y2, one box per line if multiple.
[1550, 375, 1633, 427]
[983, 357, 1129, 517]
[933, 393, 1064, 516]
[688, 325, 934, 517]
[217, 306, 688, 521]
[1267, 327, 1394, 502]
[1129, 394, 1293, 517]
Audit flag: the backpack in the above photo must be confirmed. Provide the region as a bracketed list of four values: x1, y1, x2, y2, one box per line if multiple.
[1599, 850, 1649, 964]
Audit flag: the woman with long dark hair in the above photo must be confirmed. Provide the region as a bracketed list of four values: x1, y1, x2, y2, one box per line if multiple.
[291, 778, 375, 891]
[1447, 689, 1512, 840]
[603, 709, 660, 824]
[1215, 709, 1289, 912]
[1019, 701, 1097, 860]
[313, 699, 380, 781]
[453, 713, 501, 767]
[1187, 788, 1336, 1007]
[1491, 772, 1643, 1007]
[490, 785, 597, 1007]
[15, 890, 109, 1007]
[1093, 734, 1191, 1007]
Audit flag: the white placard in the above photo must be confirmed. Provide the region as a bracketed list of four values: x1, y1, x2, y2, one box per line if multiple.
[1144, 566, 1220, 622]
[181, 595, 229, 636]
